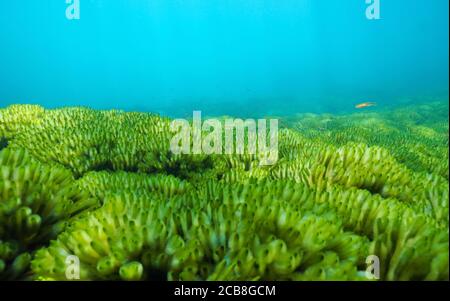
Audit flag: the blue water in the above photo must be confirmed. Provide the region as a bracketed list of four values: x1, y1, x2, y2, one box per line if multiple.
[0, 0, 448, 117]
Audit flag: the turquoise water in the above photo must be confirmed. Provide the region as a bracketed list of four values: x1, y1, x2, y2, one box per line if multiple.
[0, 0, 448, 117]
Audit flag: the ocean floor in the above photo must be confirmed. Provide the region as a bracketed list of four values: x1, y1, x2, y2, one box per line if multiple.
[0, 101, 448, 281]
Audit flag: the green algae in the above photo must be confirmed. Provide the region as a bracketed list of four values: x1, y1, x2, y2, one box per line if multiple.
[0, 102, 448, 281]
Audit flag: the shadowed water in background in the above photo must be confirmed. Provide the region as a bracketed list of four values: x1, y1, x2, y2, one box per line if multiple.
[0, 0, 448, 118]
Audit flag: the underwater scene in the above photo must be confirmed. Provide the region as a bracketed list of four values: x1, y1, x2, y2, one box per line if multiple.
[0, 1, 449, 282]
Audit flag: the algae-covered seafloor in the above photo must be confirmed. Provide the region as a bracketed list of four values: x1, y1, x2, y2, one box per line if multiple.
[0, 101, 448, 281]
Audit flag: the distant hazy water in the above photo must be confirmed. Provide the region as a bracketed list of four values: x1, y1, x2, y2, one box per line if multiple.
[0, 0, 448, 118]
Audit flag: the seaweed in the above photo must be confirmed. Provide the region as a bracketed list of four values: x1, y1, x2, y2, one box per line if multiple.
[0, 101, 448, 281]
[0, 148, 94, 280]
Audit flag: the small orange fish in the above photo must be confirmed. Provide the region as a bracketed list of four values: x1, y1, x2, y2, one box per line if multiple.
[355, 102, 377, 109]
